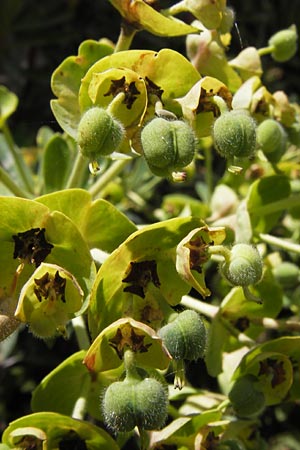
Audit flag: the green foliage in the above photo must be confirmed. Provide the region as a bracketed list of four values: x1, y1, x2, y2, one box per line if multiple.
[1, 1, 300, 449]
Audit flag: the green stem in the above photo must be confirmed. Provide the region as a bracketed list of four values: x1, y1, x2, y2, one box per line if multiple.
[71, 315, 90, 350]
[249, 193, 300, 216]
[114, 21, 137, 53]
[257, 45, 275, 56]
[71, 374, 90, 419]
[208, 244, 231, 263]
[203, 146, 214, 203]
[65, 151, 88, 189]
[2, 123, 34, 194]
[259, 233, 300, 254]
[0, 165, 32, 198]
[162, 0, 187, 16]
[181, 295, 219, 318]
[89, 158, 130, 197]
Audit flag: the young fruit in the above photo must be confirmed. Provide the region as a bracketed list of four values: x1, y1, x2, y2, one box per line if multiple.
[77, 107, 124, 158]
[102, 376, 168, 432]
[221, 243, 263, 287]
[141, 117, 196, 177]
[158, 310, 207, 361]
[268, 25, 298, 62]
[229, 374, 266, 418]
[256, 119, 287, 163]
[213, 110, 257, 159]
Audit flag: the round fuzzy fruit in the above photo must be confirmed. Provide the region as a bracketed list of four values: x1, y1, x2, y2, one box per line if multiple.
[158, 310, 207, 361]
[77, 107, 124, 158]
[272, 261, 300, 288]
[141, 117, 196, 177]
[268, 26, 298, 62]
[221, 243, 263, 287]
[102, 377, 168, 432]
[256, 119, 287, 163]
[213, 110, 257, 159]
[229, 374, 266, 418]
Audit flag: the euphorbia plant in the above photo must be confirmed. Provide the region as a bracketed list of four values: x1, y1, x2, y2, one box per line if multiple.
[1, 1, 300, 449]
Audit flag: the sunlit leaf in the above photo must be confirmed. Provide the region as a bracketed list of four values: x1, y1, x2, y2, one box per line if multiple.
[51, 40, 113, 138]
[0, 85, 18, 128]
[109, 0, 200, 36]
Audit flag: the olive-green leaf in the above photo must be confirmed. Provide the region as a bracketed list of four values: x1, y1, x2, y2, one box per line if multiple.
[0, 85, 18, 128]
[51, 40, 113, 138]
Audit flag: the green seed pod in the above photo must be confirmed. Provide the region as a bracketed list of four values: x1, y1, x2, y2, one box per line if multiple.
[158, 310, 207, 361]
[102, 377, 168, 432]
[213, 110, 257, 159]
[256, 119, 287, 163]
[77, 107, 124, 158]
[272, 261, 300, 288]
[229, 374, 266, 418]
[141, 117, 196, 177]
[221, 243, 263, 287]
[268, 25, 298, 62]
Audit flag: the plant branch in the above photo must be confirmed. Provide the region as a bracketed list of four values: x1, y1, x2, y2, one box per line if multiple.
[259, 233, 300, 254]
[0, 165, 32, 198]
[114, 21, 138, 52]
[2, 123, 34, 194]
[89, 158, 130, 197]
[65, 151, 88, 189]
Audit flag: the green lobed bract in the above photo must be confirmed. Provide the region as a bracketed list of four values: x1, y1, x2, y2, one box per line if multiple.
[141, 117, 196, 177]
[158, 309, 207, 361]
[229, 374, 266, 418]
[256, 118, 287, 163]
[213, 109, 257, 159]
[268, 25, 298, 62]
[102, 377, 168, 432]
[77, 107, 124, 158]
[221, 243, 263, 287]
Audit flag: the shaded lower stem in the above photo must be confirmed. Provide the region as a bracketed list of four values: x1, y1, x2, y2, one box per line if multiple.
[0, 165, 32, 198]
[89, 158, 130, 197]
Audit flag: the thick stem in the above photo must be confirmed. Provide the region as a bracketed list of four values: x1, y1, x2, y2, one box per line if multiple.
[180, 295, 219, 318]
[71, 315, 90, 350]
[257, 45, 275, 56]
[208, 244, 231, 263]
[89, 158, 130, 197]
[2, 123, 34, 194]
[114, 21, 137, 53]
[0, 165, 32, 198]
[259, 233, 300, 254]
[65, 151, 88, 189]
[162, 0, 187, 16]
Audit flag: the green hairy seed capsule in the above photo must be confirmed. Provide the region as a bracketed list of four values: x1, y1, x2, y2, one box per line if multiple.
[256, 119, 287, 163]
[77, 107, 124, 158]
[268, 25, 298, 62]
[221, 243, 263, 287]
[272, 261, 300, 288]
[158, 310, 207, 361]
[102, 377, 168, 432]
[229, 374, 266, 418]
[213, 110, 257, 159]
[141, 117, 196, 177]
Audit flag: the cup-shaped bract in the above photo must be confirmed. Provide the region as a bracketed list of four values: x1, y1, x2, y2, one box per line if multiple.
[221, 243, 263, 287]
[268, 25, 298, 62]
[15, 263, 84, 338]
[158, 309, 207, 361]
[102, 376, 168, 432]
[213, 110, 257, 159]
[141, 117, 196, 177]
[77, 107, 124, 158]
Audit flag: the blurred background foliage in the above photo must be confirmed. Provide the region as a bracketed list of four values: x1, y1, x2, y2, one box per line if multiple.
[0, 0, 300, 446]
